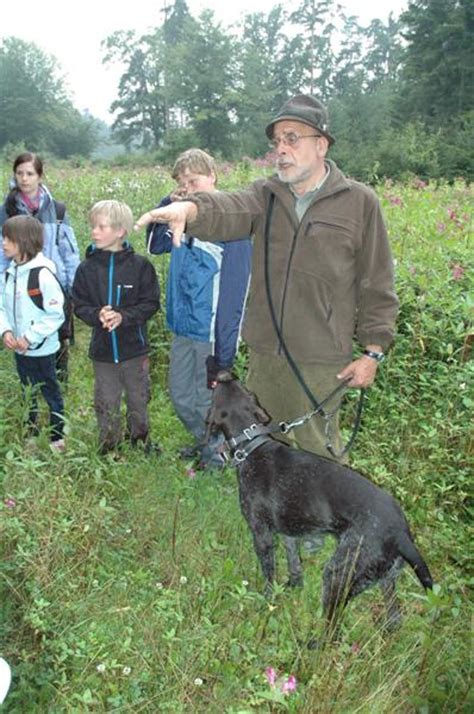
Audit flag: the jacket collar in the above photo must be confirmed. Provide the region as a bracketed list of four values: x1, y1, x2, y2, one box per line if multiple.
[265, 159, 351, 207]
[6, 251, 55, 276]
[85, 240, 134, 259]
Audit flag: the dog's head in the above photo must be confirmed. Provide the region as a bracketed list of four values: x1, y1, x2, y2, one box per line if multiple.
[206, 371, 271, 441]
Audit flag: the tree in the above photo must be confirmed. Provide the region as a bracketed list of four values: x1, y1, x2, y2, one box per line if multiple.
[283, 0, 337, 99]
[0, 37, 98, 157]
[399, 0, 474, 123]
[233, 6, 288, 156]
[166, 10, 237, 154]
[102, 29, 168, 149]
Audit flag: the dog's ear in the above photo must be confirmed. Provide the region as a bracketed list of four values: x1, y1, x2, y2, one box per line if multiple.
[254, 404, 271, 425]
[216, 369, 234, 383]
[251, 393, 272, 425]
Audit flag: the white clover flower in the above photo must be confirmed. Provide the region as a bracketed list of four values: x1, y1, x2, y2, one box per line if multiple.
[241, 579, 249, 587]
[96, 663, 106, 673]
[155, 581, 164, 590]
[194, 677, 203, 686]
[122, 666, 131, 676]
[180, 576, 188, 585]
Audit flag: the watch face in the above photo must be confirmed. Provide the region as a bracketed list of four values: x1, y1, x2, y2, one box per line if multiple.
[364, 350, 384, 362]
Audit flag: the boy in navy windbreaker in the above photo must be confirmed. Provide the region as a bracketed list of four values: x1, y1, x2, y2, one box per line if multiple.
[146, 149, 252, 469]
[72, 201, 160, 455]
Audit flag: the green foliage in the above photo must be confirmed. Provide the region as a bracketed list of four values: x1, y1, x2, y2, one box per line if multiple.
[0, 37, 99, 158]
[98, 0, 473, 180]
[0, 163, 472, 712]
[400, 0, 474, 124]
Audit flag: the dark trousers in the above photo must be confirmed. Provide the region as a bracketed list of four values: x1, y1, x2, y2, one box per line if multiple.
[93, 355, 151, 451]
[15, 353, 64, 441]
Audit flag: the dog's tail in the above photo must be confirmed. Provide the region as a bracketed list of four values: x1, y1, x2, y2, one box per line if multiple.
[397, 532, 433, 590]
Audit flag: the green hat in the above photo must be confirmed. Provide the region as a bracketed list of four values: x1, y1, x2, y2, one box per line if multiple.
[265, 94, 335, 146]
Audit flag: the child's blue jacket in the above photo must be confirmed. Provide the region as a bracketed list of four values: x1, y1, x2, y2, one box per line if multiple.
[0, 253, 63, 356]
[146, 196, 252, 369]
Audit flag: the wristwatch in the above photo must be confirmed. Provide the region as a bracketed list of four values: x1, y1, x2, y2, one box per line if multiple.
[363, 349, 385, 363]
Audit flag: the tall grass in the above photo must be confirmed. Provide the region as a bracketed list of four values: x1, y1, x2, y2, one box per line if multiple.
[0, 163, 472, 712]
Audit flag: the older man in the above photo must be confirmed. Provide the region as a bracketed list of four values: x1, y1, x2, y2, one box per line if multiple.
[136, 95, 399, 461]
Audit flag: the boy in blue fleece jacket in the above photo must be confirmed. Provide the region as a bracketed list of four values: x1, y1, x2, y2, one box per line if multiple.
[147, 149, 252, 469]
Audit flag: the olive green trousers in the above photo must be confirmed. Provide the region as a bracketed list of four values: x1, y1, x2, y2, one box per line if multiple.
[246, 350, 350, 464]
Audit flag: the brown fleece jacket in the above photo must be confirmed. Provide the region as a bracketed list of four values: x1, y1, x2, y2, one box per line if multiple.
[187, 160, 399, 364]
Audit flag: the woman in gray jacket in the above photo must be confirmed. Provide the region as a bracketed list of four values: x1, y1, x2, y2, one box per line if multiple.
[0, 152, 80, 381]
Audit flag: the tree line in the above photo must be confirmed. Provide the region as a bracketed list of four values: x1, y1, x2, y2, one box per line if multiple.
[1, 0, 472, 182]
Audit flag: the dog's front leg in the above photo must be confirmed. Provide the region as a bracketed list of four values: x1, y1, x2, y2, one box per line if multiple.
[282, 535, 303, 588]
[250, 524, 275, 597]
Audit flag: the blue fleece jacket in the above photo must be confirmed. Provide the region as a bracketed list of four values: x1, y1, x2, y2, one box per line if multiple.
[146, 196, 252, 368]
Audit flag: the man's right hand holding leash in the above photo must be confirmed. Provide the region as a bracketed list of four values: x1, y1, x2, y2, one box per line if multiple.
[134, 201, 198, 247]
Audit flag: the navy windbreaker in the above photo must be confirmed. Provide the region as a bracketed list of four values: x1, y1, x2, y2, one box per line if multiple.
[72, 243, 160, 364]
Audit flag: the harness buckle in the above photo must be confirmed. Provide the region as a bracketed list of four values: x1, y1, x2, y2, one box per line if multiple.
[233, 449, 247, 463]
[279, 421, 289, 434]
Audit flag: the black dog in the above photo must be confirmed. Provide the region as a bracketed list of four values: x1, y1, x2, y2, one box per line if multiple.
[207, 372, 433, 639]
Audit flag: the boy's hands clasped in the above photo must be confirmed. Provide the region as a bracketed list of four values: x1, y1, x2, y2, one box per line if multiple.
[99, 305, 123, 332]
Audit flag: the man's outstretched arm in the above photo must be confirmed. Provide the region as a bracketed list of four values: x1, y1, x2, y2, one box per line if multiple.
[135, 201, 198, 247]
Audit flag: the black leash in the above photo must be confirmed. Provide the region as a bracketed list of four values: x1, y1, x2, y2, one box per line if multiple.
[263, 192, 364, 459]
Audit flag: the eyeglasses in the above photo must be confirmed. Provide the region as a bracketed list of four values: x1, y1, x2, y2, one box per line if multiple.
[268, 132, 323, 149]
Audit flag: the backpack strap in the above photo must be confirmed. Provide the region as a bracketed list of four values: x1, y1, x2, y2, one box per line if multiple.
[27, 267, 44, 311]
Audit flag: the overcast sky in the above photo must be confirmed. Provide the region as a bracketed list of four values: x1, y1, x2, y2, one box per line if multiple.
[2, 0, 407, 122]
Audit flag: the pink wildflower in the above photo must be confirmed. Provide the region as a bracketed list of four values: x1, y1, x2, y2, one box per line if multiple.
[351, 641, 361, 654]
[281, 674, 297, 694]
[412, 178, 427, 190]
[388, 195, 402, 206]
[437, 222, 446, 233]
[4, 498, 16, 509]
[265, 667, 277, 687]
[186, 468, 196, 479]
[447, 209, 463, 227]
[451, 264, 465, 280]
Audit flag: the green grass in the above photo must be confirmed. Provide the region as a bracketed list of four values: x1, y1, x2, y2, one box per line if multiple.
[0, 164, 472, 712]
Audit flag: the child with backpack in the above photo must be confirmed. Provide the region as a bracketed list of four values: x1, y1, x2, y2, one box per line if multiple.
[72, 200, 161, 456]
[0, 216, 65, 450]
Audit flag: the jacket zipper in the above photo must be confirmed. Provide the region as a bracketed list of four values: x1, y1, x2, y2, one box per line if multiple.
[13, 266, 18, 334]
[267, 182, 349, 355]
[108, 254, 119, 364]
[277, 228, 299, 356]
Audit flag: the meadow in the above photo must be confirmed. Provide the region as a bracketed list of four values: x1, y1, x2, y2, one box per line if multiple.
[0, 161, 472, 712]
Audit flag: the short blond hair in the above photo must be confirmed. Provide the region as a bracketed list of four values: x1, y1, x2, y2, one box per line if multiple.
[89, 200, 134, 236]
[171, 149, 217, 182]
